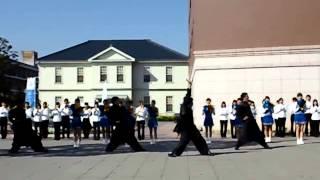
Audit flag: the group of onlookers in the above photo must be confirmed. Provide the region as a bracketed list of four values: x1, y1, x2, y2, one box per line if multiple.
[201, 93, 320, 145]
[0, 98, 159, 148]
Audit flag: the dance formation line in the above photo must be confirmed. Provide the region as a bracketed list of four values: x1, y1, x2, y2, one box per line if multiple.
[0, 80, 318, 156]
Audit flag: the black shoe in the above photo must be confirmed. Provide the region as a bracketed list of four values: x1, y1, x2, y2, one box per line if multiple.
[264, 145, 272, 150]
[235, 146, 240, 150]
[8, 149, 19, 154]
[168, 153, 177, 157]
[208, 152, 215, 156]
[34, 148, 48, 153]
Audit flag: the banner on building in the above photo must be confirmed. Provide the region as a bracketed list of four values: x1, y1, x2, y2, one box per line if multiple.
[25, 77, 37, 108]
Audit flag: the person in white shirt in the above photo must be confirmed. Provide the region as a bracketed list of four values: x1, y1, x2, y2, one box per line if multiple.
[305, 95, 312, 136]
[82, 102, 92, 139]
[135, 101, 149, 140]
[311, 99, 320, 137]
[0, 102, 9, 139]
[25, 102, 33, 122]
[91, 102, 101, 140]
[229, 100, 237, 138]
[274, 98, 287, 137]
[249, 101, 257, 120]
[52, 102, 62, 140]
[219, 102, 228, 138]
[33, 103, 42, 135]
[289, 97, 298, 137]
[40, 102, 50, 139]
[61, 99, 72, 139]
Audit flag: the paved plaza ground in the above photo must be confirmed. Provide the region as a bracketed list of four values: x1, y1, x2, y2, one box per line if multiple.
[0, 122, 319, 180]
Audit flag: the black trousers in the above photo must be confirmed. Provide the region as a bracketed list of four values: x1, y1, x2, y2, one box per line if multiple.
[290, 114, 295, 136]
[11, 130, 45, 153]
[278, 118, 286, 137]
[40, 120, 49, 139]
[261, 118, 265, 134]
[137, 121, 145, 140]
[53, 122, 62, 140]
[34, 122, 40, 135]
[230, 120, 236, 138]
[93, 122, 100, 140]
[106, 128, 144, 152]
[0, 117, 8, 139]
[275, 119, 280, 136]
[220, 120, 228, 138]
[61, 116, 70, 138]
[82, 118, 92, 139]
[310, 120, 320, 137]
[305, 114, 312, 136]
[236, 120, 268, 149]
[172, 128, 210, 156]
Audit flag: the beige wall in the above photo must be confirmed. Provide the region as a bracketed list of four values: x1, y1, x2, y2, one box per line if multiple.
[190, 0, 320, 51]
[191, 47, 320, 130]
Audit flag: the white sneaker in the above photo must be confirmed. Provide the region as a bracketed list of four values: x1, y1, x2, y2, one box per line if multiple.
[105, 139, 110, 144]
[300, 139, 304, 145]
[124, 143, 129, 147]
[73, 143, 77, 148]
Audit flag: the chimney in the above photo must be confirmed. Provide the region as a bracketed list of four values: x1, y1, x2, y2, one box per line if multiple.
[22, 51, 38, 66]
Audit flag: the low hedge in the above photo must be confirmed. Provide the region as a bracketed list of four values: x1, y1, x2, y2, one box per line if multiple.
[157, 116, 176, 122]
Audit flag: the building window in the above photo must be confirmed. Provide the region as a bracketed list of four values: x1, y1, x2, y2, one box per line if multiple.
[77, 96, 84, 104]
[144, 66, 151, 82]
[117, 66, 124, 82]
[144, 96, 150, 106]
[100, 66, 107, 82]
[55, 67, 62, 83]
[55, 96, 62, 103]
[77, 67, 84, 83]
[166, 66, 173, 82]
[166, 96, 173, 112]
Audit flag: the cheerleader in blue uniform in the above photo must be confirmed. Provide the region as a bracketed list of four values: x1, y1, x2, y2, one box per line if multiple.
[294, 93, 306, 145]
[70, 98, 83, 148]
[262, 96, 274, 143]
[148, 100, 159, 144]
[100, 99, 111, 144]
[203, 98, 215, 143]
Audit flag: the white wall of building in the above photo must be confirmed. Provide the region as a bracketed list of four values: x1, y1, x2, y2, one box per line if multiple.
[38, 58, 188, 114]
[191, 46, 320, 130]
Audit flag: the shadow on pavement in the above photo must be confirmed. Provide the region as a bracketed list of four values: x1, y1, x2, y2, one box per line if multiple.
[0, 138, 298, 158]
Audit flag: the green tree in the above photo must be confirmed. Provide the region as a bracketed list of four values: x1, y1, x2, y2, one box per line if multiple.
[0, 37, 18, 100]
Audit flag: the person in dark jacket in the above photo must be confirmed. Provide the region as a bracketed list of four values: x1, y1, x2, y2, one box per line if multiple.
[105, 97, 145, 152]
[235, 92, 270, 150]
[169, 80, 213, 157]
[8, 99, 47, 154]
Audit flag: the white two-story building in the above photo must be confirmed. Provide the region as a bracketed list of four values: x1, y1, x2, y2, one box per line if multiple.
[37, 39, 188, 115]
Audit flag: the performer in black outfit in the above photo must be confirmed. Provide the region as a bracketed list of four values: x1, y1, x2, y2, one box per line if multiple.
[8, 99, 47, 154]
[105, 97, 145, 152]
[235, 92, 270, 150]
[169, 80, 213, 157]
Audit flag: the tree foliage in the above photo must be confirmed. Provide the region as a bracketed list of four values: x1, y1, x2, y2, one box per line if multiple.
[0, 37, 18, 101]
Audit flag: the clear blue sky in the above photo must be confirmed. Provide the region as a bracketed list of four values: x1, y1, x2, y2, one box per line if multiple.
[1, 0, 189, 58]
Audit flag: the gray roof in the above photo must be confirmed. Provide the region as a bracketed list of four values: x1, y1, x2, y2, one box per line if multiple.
[39, 39, 188, 61]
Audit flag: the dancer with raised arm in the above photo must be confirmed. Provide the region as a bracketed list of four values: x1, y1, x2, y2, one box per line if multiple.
[235, 92, 270, 150]
[169, 80, 213, 157]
